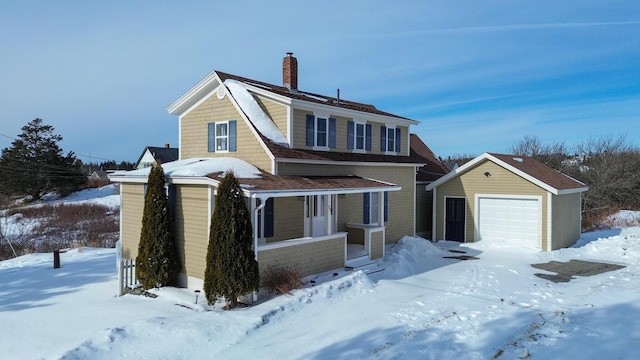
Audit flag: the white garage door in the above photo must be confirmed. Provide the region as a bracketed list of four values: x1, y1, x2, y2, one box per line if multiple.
[478, 197, 540, 247]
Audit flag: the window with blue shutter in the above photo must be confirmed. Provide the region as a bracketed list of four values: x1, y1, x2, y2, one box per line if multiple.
[264, 198, 274, 238]
[395, 127, 401, 153]
[384, 191, 388, 222]
[365, 124, 372, 151]
[380, 125, 387, 151]
[328, 118, 337, 148]
[228, 120, 237, 152]
[363, 192, 370, 224]
[347, 121, 354, 149]
[306, 114, 314, 146]
[208, 122, 216, 152]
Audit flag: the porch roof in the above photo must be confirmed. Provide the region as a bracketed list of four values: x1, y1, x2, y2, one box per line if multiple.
[211, 172, 401, 199]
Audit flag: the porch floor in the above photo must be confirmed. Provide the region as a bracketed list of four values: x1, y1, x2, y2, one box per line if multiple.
[347, 243, 367, 260]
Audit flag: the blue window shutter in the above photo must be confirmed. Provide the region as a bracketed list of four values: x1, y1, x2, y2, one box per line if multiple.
[264, 198, 274, 238]
[384, 191, 388, 222]
[395, 127, 401, 153]
[228, 120, 237, 152]
[306, 114, 315, 146]
[365, 124, 372, 151]
[363, 192, 370, 224]
[208, 123, 216, 152]
[347, 121, 354, 149]
[380, 126, 387, 151]
[328, 117, 337, 148]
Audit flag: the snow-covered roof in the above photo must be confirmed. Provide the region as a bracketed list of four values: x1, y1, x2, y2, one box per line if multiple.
[224, 79, 289, 146]
[110, 158, 262, 179]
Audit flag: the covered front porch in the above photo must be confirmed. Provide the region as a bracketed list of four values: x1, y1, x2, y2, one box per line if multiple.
[240, 174, 400, 277]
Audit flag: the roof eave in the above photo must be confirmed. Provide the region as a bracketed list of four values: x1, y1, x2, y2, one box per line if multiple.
[167, 70, 221, 115]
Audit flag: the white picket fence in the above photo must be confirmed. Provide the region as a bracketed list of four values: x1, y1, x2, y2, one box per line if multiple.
[117, 258, 138, 296]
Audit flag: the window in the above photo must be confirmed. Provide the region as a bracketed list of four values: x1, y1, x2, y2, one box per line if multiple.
[347, 121, 372, 151]
[316, 117, 327, 147]
[216, 123, 228, 151]
[208, 120, 237, 152]
[380, 125, 401, 153]
[306, 114, 336, 149]
[363, 192, 389, 225]
[355, 123, 365, 150]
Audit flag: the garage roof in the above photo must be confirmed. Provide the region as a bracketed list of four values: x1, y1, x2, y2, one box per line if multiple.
[425, 152, 588, 195]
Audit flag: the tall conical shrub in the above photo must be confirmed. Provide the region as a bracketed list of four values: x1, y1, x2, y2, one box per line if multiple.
[204, 171, 259, 308]
[136, 162, 179, 289]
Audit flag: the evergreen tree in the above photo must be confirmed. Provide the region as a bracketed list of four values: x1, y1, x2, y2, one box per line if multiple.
[136, 162, 180, 289]
[0, 118, 86, 200]
[204, 172, 259, 308]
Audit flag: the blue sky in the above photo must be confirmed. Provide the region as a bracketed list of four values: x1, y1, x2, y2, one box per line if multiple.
[1, 1, 638, 162]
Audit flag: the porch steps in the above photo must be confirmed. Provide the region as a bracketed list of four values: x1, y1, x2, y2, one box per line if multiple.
[345, 256, 385, 276]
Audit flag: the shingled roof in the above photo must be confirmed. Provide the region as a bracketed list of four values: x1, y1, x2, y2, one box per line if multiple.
[410, 134, 450, 182]
[488, 153, 587, 192]
[216, 70, 410, 120]
[426, 152, 588, 195]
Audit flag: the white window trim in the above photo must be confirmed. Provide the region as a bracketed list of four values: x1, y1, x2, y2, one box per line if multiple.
[353, 120, 367, 153]
[384, 125, 397, 155]
[312, 113, 330, 151]
[215, 121, 230, 153]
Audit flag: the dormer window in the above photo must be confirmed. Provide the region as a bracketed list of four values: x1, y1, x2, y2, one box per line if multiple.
[306, 114, 336, 149]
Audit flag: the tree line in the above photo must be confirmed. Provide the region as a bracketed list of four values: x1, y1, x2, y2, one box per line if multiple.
[448, 134, 640, 229]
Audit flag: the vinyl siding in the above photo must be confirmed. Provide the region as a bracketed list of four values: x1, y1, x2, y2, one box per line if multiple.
[180, 92, 272, 171]
[257, 235, 346, 277]
[551, 192, 582, 250]
[277, 162, 416, 243]
[120, 183, 145, 259]
[253, 95, 288, 142]
[174, 185, 210, 279]
[291, 108, 409, 156]
[269, 197, 305, 242]
[433, 160, 549, 249]
[370, 229, 384, 259]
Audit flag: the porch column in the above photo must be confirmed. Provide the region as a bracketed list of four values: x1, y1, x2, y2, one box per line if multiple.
[378, 191, 384, 226]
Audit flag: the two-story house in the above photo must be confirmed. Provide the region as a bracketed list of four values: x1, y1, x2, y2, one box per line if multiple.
[110, 53, 448, 290]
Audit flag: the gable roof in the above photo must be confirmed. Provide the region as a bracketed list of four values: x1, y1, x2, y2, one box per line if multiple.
[135, 146, 179, 167]
[410, 134, 449, 182]
[425, 152, 588, 195]
[167, 69, 417, 125]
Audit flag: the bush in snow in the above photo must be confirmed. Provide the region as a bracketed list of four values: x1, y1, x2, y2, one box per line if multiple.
[262, 265, 306, 296]
[136, 162, 180, 289]
[204, 172, 259, 308]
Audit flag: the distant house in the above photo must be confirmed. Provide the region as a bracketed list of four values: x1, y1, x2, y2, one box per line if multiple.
[110, 53, 446, 290]
[89, 170, 109, 180]
[426, 153, 588, 250]
[135, 144, 179, 169]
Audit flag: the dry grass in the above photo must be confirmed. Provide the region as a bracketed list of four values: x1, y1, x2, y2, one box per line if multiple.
[261, 265, 307, 296]
[0, 202, 119, 260]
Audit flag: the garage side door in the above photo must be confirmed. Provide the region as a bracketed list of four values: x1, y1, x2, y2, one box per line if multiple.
[478, 197, 540, 247]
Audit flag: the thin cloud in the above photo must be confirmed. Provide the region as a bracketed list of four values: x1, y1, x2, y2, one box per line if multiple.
[381, 21, 640, 37]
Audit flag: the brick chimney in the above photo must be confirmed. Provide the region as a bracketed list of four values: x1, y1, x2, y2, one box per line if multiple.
[283, 52, 298, 91]
[164, 143, 170, 148]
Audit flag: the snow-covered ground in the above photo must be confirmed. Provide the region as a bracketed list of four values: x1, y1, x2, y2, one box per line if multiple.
[1, 188, 638, 359]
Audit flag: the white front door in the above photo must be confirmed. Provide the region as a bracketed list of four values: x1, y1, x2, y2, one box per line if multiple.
[305, 195, 327, 237]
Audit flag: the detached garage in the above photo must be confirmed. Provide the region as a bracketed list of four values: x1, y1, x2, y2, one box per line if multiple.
[426, 153, 588, 251]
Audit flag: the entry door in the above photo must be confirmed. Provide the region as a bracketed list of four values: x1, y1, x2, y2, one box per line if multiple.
[445, 197, 465, 242]
[305, 195, 326, 237]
